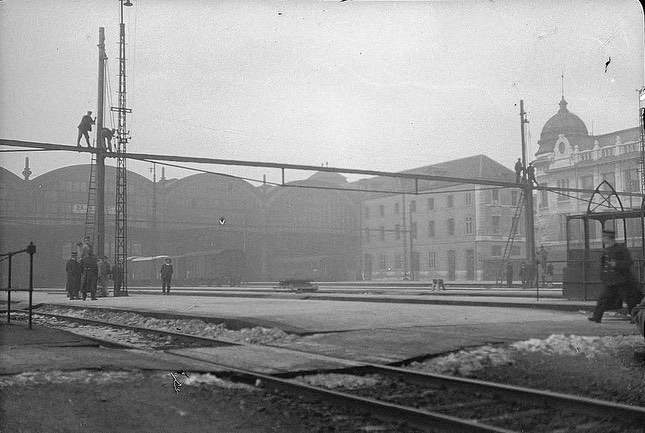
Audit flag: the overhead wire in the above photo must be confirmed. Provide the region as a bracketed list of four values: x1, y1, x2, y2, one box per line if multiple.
[136, 156, 636, 211]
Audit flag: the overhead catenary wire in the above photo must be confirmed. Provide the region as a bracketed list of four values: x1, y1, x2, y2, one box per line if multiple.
[139, 157, 635, 211]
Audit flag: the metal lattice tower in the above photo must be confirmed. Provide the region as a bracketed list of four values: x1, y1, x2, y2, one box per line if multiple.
[111, 0, 132, 296]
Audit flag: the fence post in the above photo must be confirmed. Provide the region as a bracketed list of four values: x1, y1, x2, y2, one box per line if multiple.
[27, 242, 36, 330]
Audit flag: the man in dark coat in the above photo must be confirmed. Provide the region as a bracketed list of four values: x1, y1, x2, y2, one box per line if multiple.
[100, 127, 116, 152]
[160, 258, 174, 295]
[80, 251, 99, 300]
[589, 229, 643, 323]
[514, 158, 523, 183]
[66, 252, 82, 299]
[526, 162, 539, 187]
[77, 111, 95, 147]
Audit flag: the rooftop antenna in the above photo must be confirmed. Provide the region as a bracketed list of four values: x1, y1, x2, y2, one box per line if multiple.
[561, 68, 565, 99]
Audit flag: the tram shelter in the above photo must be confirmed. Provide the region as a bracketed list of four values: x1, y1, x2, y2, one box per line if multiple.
[563, 181, 645, 300]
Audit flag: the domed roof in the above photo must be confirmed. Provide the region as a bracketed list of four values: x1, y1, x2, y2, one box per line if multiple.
[540, 97, 588, 141]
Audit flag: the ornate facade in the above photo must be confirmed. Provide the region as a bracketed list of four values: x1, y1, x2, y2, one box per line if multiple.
[533, 96, 641, 268]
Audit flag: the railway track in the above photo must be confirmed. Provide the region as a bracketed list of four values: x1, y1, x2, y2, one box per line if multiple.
[19, 308, 645, 432]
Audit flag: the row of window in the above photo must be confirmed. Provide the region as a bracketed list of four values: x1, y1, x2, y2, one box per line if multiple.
[372, 245, 520, 271]
[364, 193, 476, 219]
[540, 169, 640, 208]
[364, 189, 522, 220]
[363, 215, 518, 243]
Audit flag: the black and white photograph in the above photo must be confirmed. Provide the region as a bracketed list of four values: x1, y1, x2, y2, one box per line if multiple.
[1, 0, 645, 431]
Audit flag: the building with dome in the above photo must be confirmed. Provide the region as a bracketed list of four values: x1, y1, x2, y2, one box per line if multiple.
[532, 96, 641, 266]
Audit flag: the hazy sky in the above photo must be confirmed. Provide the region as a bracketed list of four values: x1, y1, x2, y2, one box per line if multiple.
[0, 0, 643, 185]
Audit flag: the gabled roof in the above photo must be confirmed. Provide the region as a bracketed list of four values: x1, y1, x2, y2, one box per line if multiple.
[349, 154, 514, 195]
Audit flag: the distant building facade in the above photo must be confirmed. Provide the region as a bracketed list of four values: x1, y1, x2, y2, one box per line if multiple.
[355, 155, 526, 282]
[532, 96, 641, 266]
[0, 164, 360, 287]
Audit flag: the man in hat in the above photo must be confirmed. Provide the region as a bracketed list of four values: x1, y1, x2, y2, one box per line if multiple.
[65, 251, 82, 300]
[514, 158, 523, 184]
[160, 258, 174, 295]
[526, 162, 538, 187]
[77, 111, 95, 147]
[589, 228, 643, 323]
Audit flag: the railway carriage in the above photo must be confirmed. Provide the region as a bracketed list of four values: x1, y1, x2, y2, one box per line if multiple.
[129, 249, 246, 287]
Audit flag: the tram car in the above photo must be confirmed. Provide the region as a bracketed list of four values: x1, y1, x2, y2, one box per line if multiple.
[129, 249, 246, 287]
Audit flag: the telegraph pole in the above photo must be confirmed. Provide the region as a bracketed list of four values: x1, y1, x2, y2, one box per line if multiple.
[409, 201, 414, 281]
[95, 27, 107, 259]
[639, 88, 645, 193]
[520, 100, 536, 287]
[150, 162, 157, 256]
[111, 0, 133, 296]
[402, 194, 408, 279]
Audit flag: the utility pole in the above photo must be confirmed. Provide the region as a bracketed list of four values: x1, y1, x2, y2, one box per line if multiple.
[409, 202, 414, 281]
[95, 27, 107, 259]
[150, 163, 157, 257]
[520, 100, 536, 287]
[402, 194, 408, 279]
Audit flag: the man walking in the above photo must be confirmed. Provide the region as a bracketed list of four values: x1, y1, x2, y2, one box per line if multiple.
[77, 111, 95, 147]
[160, 258, 174, 295]
[589, 229, 643, 323]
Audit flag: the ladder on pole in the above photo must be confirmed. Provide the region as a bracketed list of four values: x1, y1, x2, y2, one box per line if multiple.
[496, 189, 525, 285]
[83, 152, 98, 243]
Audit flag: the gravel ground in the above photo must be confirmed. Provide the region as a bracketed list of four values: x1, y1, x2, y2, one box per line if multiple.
[2, 305, 644, 432]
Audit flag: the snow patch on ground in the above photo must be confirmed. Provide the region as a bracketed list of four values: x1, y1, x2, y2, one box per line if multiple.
[409, 334, 645, 376]
[36, 305, 298, 345]
[0, 370, 140, 388]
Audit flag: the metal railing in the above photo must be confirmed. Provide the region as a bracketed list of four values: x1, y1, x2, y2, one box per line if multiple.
[1, 242, 36, 329]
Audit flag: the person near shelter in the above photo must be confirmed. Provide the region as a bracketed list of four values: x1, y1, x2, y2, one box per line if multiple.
[97, 256, 111, 297]
[65, 252, 82, 300]
[77, 111, 95, 147]
[80, 251, 99, 301]
[160, 258, 174, 295]
[589, 229, 643, 323]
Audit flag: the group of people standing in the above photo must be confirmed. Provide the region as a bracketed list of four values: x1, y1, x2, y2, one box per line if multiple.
[65, 236, 112, 300]
[505, 245, 553, 289]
